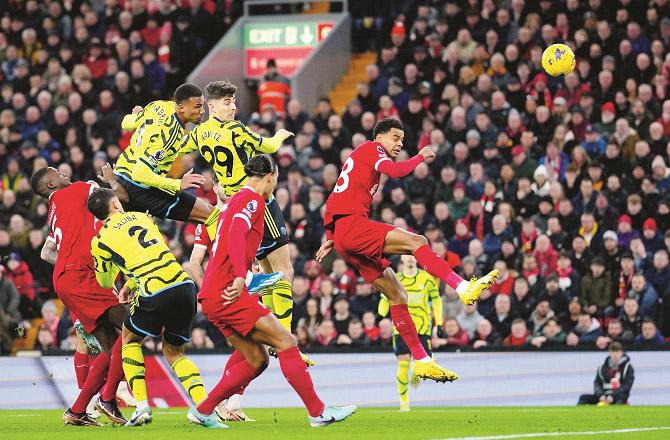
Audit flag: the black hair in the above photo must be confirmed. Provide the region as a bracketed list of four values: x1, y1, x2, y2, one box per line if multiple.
[244, 154, 277, 178]
[642, 318, 657, 326]
[204, 80, 237, 101]
[87, 188, 116, 220]
[30, 167, 50, 196]
[174, 83, 203, 103]
[373, 118, 404, 139]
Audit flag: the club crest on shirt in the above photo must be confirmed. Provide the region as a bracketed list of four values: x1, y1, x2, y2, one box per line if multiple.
[246, 200, 258, 213]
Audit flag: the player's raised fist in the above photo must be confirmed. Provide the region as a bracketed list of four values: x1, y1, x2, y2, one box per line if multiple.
[418, 146, 436, 162]
[181, 168, 205, 190]
[132, 105, 143, 114]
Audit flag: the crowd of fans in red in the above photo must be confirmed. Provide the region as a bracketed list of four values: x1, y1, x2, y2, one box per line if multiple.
[2, 0, 670, 354]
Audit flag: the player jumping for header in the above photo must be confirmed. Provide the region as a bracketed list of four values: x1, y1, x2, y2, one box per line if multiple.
[191, 155, 355, 428]
[317, 118, 499, 382]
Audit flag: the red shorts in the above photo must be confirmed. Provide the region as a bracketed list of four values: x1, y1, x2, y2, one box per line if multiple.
[333, 214, 395, 283]
[200, 289, 271, 338]
[54, 270, 119, 333]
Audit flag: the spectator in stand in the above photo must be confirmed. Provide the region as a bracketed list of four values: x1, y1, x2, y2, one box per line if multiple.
[629, 272, 659, 320]
[578, 342, 634, 405]
[566, 312, 603, 347]
[580, 256, 613, 317]
[471, 319, 502, 349]
[527, 318, 567, 349]
[485, 293, 517, 339]
[315, 319, 337, 348]
[620, 297, 644, 341]
[504, 319, 529, 347]
[456, 303, 482, 340]
[6, 252, 36, 319]
[433, 318, 470, 348]
[634, 319, 665, 347]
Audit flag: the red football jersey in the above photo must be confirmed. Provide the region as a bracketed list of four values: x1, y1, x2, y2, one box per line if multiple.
[198, 187, 265, 301]
[47, 181, 101, 276]
[193, 224, 212, 255]
[324, 141, 390, 227]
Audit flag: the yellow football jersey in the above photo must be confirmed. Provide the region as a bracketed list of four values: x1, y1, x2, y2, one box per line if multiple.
[378, 270, 443, 336]
[91, 211, 192, 296]
[115, 100, 195, 195]
[179, 116, 282, 196]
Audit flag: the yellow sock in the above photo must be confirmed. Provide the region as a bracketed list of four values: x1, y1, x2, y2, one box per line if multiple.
[260, 286, 275, 312]
[272, 279, 293, 332]
[204, 207, 220, 240]
[122, 342, 147, 402]
[397, 360, 410, 404]
[172, 356, 207, 404]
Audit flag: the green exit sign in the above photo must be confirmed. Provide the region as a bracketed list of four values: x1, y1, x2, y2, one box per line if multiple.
[244, 22, 331, 48]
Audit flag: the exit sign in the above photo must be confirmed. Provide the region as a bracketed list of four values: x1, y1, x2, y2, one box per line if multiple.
[243, 21, 333, 78]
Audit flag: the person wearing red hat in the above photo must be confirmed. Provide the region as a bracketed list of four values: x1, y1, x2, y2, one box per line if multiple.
[616, 214, 640, 249]
[642, 218, 664, 253]
[511, 145, 537, 180]
[595, 102, 616, 137]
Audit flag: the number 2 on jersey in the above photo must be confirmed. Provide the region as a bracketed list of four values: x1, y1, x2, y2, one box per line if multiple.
[128, 226, 158, 248]
[333, 157, 354, 193]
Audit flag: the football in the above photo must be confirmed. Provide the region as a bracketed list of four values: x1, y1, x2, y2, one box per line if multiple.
[542, 43, 576, 77]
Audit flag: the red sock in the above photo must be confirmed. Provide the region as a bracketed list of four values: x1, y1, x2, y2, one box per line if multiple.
[390, 304, 429, 360]
[73, 351, 91, 389]
[71, 352, 109, 413]
[197, 358, 260, 415]
[225, 350, 247, 396]
[101, 337, 124, 401]
[415, 244, 464, 289]
[277, 346, 325, 417]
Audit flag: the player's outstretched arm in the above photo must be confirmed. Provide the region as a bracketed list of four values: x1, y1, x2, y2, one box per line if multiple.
[188, 246, 207, 289]
[121, 105, 146, 131]
[376, 147, 435, 179]
[98, 162, 129, 203]
[315, 239, 334, 263]
[40, 238, 58, 265]
[256, 128, 294, 153]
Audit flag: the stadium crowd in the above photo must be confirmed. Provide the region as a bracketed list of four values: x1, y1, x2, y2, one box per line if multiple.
[2, 0, 670, 354]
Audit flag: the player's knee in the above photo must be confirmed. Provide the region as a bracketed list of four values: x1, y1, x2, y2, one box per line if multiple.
[281, 264, 294, 283]
[410, 234, 428, 250]
[248, 348, 270, 371]
[274, 331, 297, 352]
[162, 343, 185, 364]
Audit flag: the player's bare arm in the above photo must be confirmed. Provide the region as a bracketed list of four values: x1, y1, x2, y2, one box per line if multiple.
[40, 238, 58, 265]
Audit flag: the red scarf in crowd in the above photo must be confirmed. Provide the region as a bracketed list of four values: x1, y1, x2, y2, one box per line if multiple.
[619, 271, 634, 299]
[521, 229, 538, 253]
[465, 213, 485, 240]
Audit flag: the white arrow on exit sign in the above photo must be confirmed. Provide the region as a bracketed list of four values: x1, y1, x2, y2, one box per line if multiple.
[300, 25, 314, 45]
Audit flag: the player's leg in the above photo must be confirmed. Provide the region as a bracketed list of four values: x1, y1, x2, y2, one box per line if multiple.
[163, 343, 207, 405]
[67, 305, 126, 424]
[258, 259, 277, 312]
[190, 335, 267, 428]
[215, 350, 256, 422]
[396, 352, 411, 411]
[248, 314, 356, 426]
[120, 326, 152, 426]
[383, 227, 498, 304]
[93, 305, 128, 424]
[372, 268, 457, 382]
[162, 283, 208, 405]
[260, 247, 294, 331]
[74, 332, 92, 390]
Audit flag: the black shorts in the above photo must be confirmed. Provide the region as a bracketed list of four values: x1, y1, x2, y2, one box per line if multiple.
[392, 334, 432, 357]
[256, 197, 289, 260]
[125, 281, 197, 346]
[119, 176, 197, 222]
